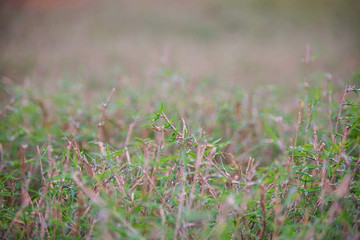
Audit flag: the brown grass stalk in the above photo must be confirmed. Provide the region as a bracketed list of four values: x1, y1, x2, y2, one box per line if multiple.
[97, 88, 116, 140]
[130, 176, 144, 191]
[272, 186, 284, 240]
[305, 103, 313, 144]
[71, 134, 95, 178]
[319, 157, 328, 210]
[181, 117, 187, 139]
[114, 172, 126, 195]
[37, 210, 49, 239]
[334, 84, 349, 142]
[259, 184, 267, 240]
[188, 143, 206, 209]
[326, 175, 351, 222]
[198, 173, 218, 198]
[331, 125, 351, 184]
[37, 145, 46, 186]
[326, 78, 334, 132]
[245, 157, 255, 184]
[5, 145, 34, 239]
[228, 153, 243, 182]
[31, 96, 49, 128]
[145, 173, 171, 211]
[211, 158, 234, 189]
[142, 142, 151, 196]
[124, 121, 136, 164]
[0, 143, 3, 170]
[351, 150, 360, 183]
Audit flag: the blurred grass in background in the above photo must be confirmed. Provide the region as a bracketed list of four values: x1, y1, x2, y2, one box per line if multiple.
[1, 0, 359, 98]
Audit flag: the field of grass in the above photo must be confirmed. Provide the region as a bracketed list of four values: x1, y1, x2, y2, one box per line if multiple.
[1, 1, 360, 239]
[1, 71, 360, 239]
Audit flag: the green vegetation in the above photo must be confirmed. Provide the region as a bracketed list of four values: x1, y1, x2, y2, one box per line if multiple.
[0, 70, 359, 239]
[1, 1, 360, 239]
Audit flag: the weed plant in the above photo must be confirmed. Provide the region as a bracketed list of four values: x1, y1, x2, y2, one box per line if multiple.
[0, 72, 359, 239]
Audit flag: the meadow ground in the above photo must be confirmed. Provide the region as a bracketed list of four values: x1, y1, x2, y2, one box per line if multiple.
[0, 0, 360, 239]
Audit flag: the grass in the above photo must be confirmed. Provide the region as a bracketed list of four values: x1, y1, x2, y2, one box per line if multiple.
[1, 0, 359, 93]
[1, 2, 360, 238]
[0, 69, 359, 239]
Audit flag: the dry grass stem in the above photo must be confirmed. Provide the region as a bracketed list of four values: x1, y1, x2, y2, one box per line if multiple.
[124, 121, 136, 164]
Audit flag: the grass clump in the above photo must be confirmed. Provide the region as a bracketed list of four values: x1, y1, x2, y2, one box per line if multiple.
[0, 74, 359, 239]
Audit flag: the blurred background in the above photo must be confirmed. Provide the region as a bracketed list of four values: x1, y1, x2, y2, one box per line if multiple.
[0, 0, 359, 101]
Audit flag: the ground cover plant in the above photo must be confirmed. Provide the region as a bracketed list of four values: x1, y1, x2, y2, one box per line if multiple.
[0, 70, 359, 239]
